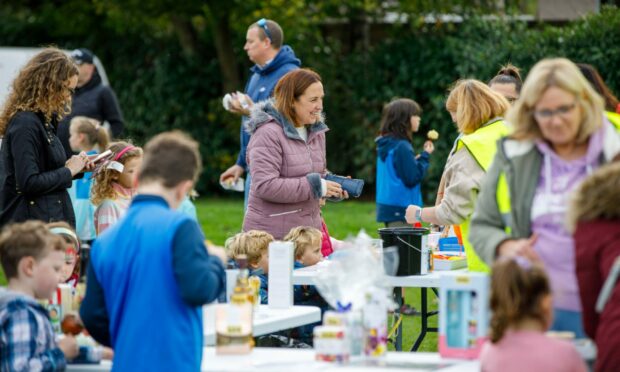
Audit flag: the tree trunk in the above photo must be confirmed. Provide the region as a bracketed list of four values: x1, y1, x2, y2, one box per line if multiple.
[205, 4, 241, 93]
[170, 15, 200, 58]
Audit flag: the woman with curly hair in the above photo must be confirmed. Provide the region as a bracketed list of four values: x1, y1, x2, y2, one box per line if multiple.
[91, 141, 142, 235]
[0, 47, 91, 227]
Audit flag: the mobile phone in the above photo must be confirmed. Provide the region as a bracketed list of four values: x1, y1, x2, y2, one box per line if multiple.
[88, 149, 112, 164]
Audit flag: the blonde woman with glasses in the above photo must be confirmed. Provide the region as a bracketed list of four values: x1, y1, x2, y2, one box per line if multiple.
[470, 58, 620, 338]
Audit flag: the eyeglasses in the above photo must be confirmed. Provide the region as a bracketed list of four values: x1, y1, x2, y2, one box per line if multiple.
[257, 18, 272, 42]
[533, 103, 576, 121]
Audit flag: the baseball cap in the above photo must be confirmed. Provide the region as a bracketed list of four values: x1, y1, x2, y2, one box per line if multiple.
[70, 48, 94, 65]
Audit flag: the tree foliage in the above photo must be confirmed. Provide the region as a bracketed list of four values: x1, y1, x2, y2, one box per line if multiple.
[0, 2, 618, 203]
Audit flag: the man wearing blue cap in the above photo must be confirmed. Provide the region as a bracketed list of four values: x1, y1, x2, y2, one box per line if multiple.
[57, 48, 124, 158]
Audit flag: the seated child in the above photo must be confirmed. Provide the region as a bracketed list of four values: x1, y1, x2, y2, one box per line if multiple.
[92, 142, 143, 235]
[0, 221, 79, 370]
[226, 230, 274, 304]
[285, 226, 329, 344]
[47, 222, 81, 288]
[480, 257, 587, 372]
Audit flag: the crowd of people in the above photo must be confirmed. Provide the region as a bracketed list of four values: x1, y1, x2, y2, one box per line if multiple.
[0, 16, 619, 372]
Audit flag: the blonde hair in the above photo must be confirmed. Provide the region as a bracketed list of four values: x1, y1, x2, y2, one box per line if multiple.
[445, 79, 510, 134]
[0, 47, 78, 135]
[226, 230, 274, 265]
[91, 141, 143, 206]
[283, 226, 322, 259]
[508, 58, 604, 143]
[70, 116, 110, 152]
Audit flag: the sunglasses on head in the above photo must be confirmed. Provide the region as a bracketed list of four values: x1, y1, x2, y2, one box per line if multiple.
[257, 18, 272, 42]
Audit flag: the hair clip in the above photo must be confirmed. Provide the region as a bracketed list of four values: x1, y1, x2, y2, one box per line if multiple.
[114, 146, 135, 161]
[106, 161, 124, 173]
[513, 256, 532, 270]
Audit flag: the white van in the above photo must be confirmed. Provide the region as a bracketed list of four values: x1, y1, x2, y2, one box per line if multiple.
[0, 47, 110, 107]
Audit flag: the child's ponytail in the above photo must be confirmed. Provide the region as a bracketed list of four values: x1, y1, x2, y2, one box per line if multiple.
[489, 257, 550, 343]
[70, 116, 110, 152]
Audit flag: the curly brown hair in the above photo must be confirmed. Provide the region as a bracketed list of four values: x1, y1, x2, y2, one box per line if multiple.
[489, 258, 551, 343]
[0, 47, 78, 135]
[91, 141, 143, 206]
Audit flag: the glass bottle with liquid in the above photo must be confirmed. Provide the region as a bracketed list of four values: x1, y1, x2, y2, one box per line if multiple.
[216, 255, 254, 354]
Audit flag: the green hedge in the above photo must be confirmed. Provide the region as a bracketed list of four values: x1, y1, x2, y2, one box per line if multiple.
[1, 6, 619, 202]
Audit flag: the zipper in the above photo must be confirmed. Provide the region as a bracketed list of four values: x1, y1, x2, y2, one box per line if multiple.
[269, 208, 302, 217]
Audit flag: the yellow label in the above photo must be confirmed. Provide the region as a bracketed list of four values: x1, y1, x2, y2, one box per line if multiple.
[456, 276, 470, 284]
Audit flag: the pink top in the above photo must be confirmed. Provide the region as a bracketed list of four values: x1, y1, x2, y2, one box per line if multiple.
[94, 183, 134, 235]
[480, 330, 586, 372]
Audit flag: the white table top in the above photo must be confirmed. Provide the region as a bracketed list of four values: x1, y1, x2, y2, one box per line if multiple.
[292, 263, 465, 288]
[67, 347, 479, 372]
[203, 304, 321, 345]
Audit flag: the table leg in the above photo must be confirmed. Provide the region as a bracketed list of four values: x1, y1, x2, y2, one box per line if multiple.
[394, 287, 403, 351]
[410, 287, 427, 351]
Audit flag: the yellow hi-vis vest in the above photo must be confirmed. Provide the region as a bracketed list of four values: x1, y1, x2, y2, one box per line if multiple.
[455, 119, 510, 273]
[606, 111, 620, 128]
[495, 113, 620, 260]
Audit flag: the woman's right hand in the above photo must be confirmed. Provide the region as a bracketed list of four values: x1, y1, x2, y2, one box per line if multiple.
[65, 152, 89, 176]
[325, 180, 343, 198]
[496, 234, 539, 262]
[423, 140, 435, 154]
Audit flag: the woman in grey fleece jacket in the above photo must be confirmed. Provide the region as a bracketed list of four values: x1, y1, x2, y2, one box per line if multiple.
[470, 58, 620, 337]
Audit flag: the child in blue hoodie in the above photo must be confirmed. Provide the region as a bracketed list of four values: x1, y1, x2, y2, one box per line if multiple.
[375, 98, 434, 227]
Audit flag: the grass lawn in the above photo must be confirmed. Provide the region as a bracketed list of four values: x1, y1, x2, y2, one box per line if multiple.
[196, 196, 438, 352]
[0, 196, 439, 352]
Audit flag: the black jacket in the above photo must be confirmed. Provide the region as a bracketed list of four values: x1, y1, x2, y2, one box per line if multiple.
[0, 111, 75, 227]
[58, 71, 124, 157]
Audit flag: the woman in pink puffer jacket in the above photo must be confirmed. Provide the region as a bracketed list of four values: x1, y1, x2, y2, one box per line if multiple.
[242, 69, 345, 239]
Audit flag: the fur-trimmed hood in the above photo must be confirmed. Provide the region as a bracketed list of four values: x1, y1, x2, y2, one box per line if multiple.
[244, 99, 327, 141]
[568, 161, 620, 230]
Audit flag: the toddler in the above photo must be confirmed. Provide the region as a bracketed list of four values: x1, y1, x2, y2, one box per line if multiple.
[285, 226, 328, 344]
[68, 116, 110, 243]
[0, 221, 79, 370]
[226, 230, 274, 304]
[47, 222, 81, 288]
[91, 142, 143, 235]
[480, 257, 587, 372]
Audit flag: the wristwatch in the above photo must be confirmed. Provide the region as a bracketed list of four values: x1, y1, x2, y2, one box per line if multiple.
[416, 208, 423, 222]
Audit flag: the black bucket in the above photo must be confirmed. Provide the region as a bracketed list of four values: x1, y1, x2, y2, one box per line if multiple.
[378, 227, 430, 276]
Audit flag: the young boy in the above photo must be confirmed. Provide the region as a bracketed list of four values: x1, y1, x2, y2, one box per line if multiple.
[284, 226, 329, 344]
[0, 220, 79, 371]
[226, 230, 273, 304]
[80, 131, 226, 371]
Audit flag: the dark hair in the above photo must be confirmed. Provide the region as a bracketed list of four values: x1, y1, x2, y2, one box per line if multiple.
[251, 19, 284, 49]
[488, 63, 523, 94]
[577, 63, 620, 112]
[274, 69, 322, 127]
[0, 221, 65, 279]
[489, 258, 551, 343]
[379, 98, 422, 140]
[139, 131, 202, 188]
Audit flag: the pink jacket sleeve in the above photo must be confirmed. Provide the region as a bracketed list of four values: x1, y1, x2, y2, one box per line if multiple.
[248, 124, 319, 203]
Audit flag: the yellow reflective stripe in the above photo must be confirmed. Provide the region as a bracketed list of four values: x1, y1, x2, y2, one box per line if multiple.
[606, 111, 620, 130]
[457, 120, 510, 171]
[496, 171, 512, 235]
[459, 218, 490, 273]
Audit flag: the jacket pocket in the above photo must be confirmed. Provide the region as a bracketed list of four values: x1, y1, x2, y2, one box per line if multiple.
[268, 209, 302, 217]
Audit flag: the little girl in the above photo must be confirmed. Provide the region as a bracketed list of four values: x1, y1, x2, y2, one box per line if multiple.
[375, 98, 434, 227]
[68, 116, 110, 244]
[47, 221, 81, 287]
[92, 142, 143, 235]
[480, 258, 587, 372]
